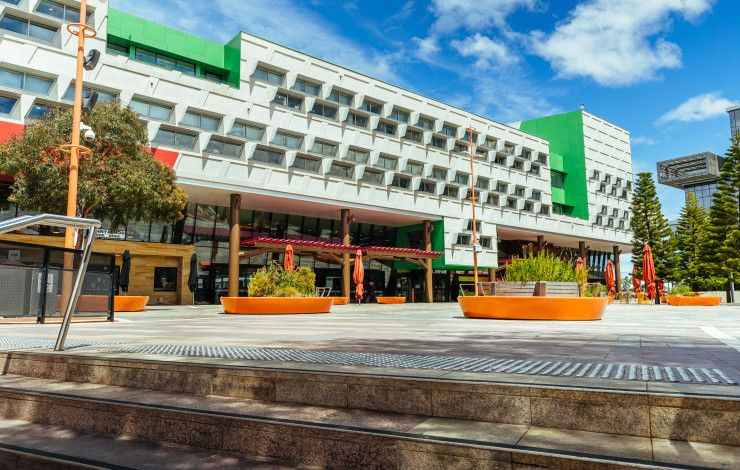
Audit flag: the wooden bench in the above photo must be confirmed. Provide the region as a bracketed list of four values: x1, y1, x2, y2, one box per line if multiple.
[476, 281, 580, 297]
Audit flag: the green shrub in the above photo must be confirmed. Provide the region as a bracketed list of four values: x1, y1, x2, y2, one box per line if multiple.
[247, 261, 316, 297]
[668, 284, 697, 297]
[582, 283, 606, 297]
[505, 252, 583, 283]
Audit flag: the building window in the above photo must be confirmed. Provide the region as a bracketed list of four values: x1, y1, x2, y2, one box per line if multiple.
[181, 111, 220, 131]
[621, 189, 628, 199]
[484, 137, 497, 149]
[134, 48, 196, 75]
[529, 164, 540, 176]
[310, 140, 337, 157]
[512, 160, 524, 171]
[551, 170, 566, 189]
[494, 154, 507, 166]
[431, 136, 446, 149]
[452, 173, 468, 186]
[62, 83, 117, 103]
[600, 205, 608, 215]
[346, 112, 368, 128]
[506, 198, 517, 209]
[0, 15, 57, 42]
[610, 186, 617, 196]
[391, 175, 410, 189]
[595, 215, 603, 225]
[417, 180, 436, 194]
[479, 236, 492, 249]
[495, 182, 508, 193]
[466, 220, 481, 232]
[539, 205, 550, 215]
[475, 177, 489, 190]
[553, 203, 573, 215]
[229, 122, 264, 140]
[523, 201, 534, 212]
[376, 154, 397, 170]
[361, 169, 384, 185]
[390, 108, 409, 123]
[514, 186, 525, 197]
[0, 0, 21, 5]
[0, 95, 17, 115]
[537, 154, 547, 165]
[106, 42, 128, 57]
[441, 124, 456, 137]
[619, 220, 625, 229]
[309, 102, 337, 119]
[328, 89, 353, 105]
[417, 116, 434, 130]
[272, 131, 303, 149]
[291, 155, 321, 173]
[128, 98, 173, 121]
[626, 181, 632, 191]
[616, 177, 623, 187]
[403, 128, 422, 143]
[454, 142, 468, 154]
[252, 66, 284, 86]
[328, 162, 354, 179]
[521, 148, 532, 160]
[401, 160, 421, 176]
[153, 267, 177, 291]
[461, 131, 478, 143]
[531, 190, 541, 201]
[35, 0, 93, 23]
[0, 68, 53, 94]
[291, 78, 320, 96]
[442, 185, 459, 198]
[359, 99, 382, 114]
[456, 234, 471, 245]
[376, 121, 396, 136]
[592, 169, 600, 179]
[152, 128, 197, 150]
[504, 143, 516, 155]
[251, 147, 284, 166]
[431, 167, 447, 180]
[204, 138, 242, 158]
[345, 148, 368, 164]
[26, 102, 53, 120]
[272, 92, 303, 110]
[604, 174, 612, 184]
[487, 194, 499, 205]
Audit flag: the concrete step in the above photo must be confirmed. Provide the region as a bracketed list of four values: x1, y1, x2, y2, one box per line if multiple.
[2, 351, 738, 447]
[0, 374, 737, 469]
[0, 418, 294, 469]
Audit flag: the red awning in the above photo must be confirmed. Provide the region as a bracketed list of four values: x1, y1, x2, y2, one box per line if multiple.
[364, 245, 442, 258]
[242, 237, 361, 252]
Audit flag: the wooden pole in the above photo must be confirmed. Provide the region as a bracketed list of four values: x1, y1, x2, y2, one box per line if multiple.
[579, 241, 587, 265]
[423, 220, 433, 303]
[227, 193, 241, 297]
[613, 245, 622, 293]
[341, 209, 351, 299]
[537, 235, 545, 253]
[467, 127, 479, 295]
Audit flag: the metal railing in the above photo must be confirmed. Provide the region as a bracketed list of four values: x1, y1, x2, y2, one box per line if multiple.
[0, 214, 101, 350]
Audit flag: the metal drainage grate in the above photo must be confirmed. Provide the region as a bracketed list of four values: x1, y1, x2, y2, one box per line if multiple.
[111, 344, 737, 385]
[0, 337, 103, 349]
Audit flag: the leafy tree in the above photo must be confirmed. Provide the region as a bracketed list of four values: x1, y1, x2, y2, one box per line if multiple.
[699, 137, 740, 289]
[629, 172, 673, 278]
[669, 192, 707, 290]
[0, 101, 187, 229]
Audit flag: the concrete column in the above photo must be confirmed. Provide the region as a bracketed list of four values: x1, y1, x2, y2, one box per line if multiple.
[537, 235, 545, 253]
[341, 209, 351, 299]
[423, 220, 433, 303]
[613, 245, 622, 293]
[228, 193, 241, 298]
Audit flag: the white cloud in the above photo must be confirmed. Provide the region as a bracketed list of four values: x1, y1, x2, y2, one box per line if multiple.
[451, 34, 518, 69]
[530, 0, 714, 86]
[428, 0, 538, 34]
[658, 92, 735, 124]
[413, 36, 441, 60]
[632, 136, 658, 146]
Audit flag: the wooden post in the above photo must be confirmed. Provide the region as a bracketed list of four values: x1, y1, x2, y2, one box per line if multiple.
[579, 241, 587, 265]
[228, 193, 241, 297]
[537, 235, 545, 253]
[341, 209, 351, 299]
[487, 268, 495, 282]
[422, 220, 433, 303]
[613, 245, 622, 293]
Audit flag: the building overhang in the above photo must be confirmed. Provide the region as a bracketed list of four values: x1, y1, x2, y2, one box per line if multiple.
[496, 225, 630, 253]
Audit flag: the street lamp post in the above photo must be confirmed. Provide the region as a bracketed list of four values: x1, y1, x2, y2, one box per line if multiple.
[467, 127, 479, 295]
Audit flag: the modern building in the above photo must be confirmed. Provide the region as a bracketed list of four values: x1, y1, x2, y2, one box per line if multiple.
[729, 104, 740, 139]
[0, 1, 633, 304]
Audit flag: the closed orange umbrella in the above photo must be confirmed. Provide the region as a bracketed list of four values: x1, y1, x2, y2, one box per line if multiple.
[605, 259, 616, 297]
[642, 245, 656, 300]
[284, 244, 294, 272]
[353, 249, 364, 302]
[632, 266, 641, 294]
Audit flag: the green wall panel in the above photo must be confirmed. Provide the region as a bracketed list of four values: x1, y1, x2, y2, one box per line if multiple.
[394, 220, 446, 270]
[519, 110, 589, 220]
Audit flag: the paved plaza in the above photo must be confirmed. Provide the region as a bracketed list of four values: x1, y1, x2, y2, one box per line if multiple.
[1, 302, 739, 392]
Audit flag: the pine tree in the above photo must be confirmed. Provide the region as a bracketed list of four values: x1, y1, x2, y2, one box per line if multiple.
[630, 172, 672, 278]
[670, 192, 707, 290]
[699, 137, 740, 289]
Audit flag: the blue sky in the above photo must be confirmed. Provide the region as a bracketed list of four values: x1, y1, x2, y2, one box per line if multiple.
[115, 0, 739, 220]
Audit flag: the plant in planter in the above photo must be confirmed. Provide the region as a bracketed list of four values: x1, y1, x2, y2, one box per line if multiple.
[582, 283, 606, 298]
[665, 283, 722, 306]
[500, 252, 586, 297]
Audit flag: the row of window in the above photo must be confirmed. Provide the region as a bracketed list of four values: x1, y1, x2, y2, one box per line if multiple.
[592, 169, 632, 190]
[594, 216, 629, 229]
[106, 43, 226, 84]
[598, 206, 630, 220]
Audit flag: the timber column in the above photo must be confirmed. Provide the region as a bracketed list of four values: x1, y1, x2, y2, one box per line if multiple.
[537, 235, 545, 253]
[613, 245, 622, 293]
[341, 209, 351, 299]
[423, 220, 434, 303]
[228, 194, 241, 297]
[578, 241, 587, 265]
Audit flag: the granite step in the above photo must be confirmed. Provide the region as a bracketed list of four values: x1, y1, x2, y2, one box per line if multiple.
[0, 374, 736, 469]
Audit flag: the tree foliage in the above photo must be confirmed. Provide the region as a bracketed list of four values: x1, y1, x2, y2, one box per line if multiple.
[0, 101, 187, 228]
[629, 172, 673, 278]
[698, 137, 740, 289]
[669, 192, 707, 290]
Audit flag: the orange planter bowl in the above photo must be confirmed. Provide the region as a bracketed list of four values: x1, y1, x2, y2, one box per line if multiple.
[329, 296, 350, 305]
[459, 296, 608, 321]
[666, 296, 722, 307]
[113, 296, 149, 312]
[220, 297, 332, 315]
[377, 296, 407, 304]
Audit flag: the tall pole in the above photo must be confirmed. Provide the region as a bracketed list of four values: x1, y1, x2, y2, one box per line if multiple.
[228, 194, 241, 297]
[467, 127, 479, 295]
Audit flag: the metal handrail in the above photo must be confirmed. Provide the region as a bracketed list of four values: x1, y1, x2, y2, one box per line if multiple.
[0, 214, 101, 351]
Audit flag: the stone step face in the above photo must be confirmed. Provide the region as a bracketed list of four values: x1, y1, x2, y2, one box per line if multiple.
[1, 351, 738, 447]
[0, 374, 737, 469]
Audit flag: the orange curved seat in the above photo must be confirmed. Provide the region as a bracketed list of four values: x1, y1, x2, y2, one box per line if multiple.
[665, 296, 721, 306]
[113, 296, 149, 312]
[459, 296, 607, 321]
[377, 296, 407, 304]
[221, 297, 332, 314]
[329, 296, 350, 305]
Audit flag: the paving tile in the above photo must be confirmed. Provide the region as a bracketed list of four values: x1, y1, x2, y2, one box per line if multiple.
[410, 417, 528, 445]
[652, 438, 739, 469]
[517, 427, 653, 460]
